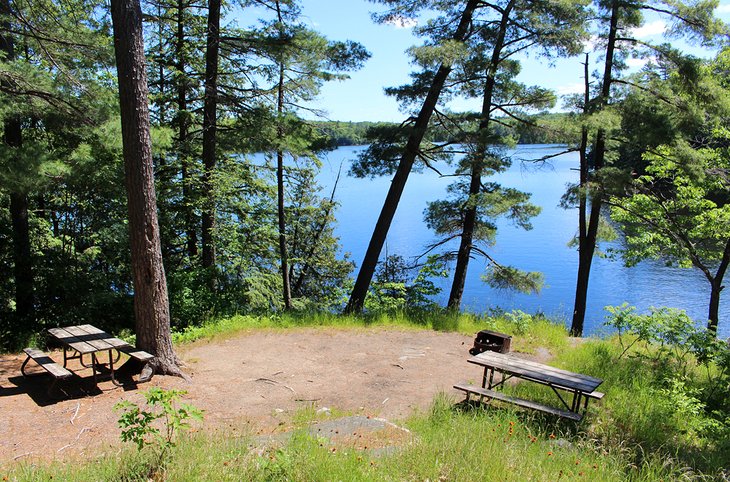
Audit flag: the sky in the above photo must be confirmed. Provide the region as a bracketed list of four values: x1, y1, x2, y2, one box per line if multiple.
[245, 1, 730, 123]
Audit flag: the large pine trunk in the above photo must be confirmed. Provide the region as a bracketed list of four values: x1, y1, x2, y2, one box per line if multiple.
[447, 1, 514, 310]
[111, 0, 182, 376]
[345, 0, 480, 314]
[201, 0, 220, 275]
[9, 189, 34, 324]
[570, 0, 619, 336]
[1, 0, 34, 325]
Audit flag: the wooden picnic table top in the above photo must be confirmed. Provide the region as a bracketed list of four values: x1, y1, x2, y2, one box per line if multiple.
[48, 324, 131, 355]
[468, 351, 602, 394]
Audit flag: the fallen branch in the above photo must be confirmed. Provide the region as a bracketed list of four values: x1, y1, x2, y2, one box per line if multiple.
[70, 402, 80, 425]
[253, 378, 296, 394]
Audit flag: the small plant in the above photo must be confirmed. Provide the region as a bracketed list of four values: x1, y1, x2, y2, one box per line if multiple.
[115, 387, 203, 473]
[503, 309, 533, 334]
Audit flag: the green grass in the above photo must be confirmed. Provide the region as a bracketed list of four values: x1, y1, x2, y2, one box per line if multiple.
[5, 311, 728, 480]
[4, 396, 690, 481]
[172, 309, 570, 355]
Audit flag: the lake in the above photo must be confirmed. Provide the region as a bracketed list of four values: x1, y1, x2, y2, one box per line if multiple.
[311, 144, 729, 338]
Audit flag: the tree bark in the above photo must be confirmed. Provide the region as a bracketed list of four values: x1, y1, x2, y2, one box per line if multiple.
[176, 0, 198, 259]
[201, 0, 220, 276]
[111, 0, 182, 376]
[345, 0, 479, 314]
[276, 78, 293, 309]
[9, 188, 34, 323]
[275, 1, 292, 309]
[447, 0, 514, 310]
[1, 0, 34, 324]
[570, 54, 592, 337]
[570, 0, 619, 336]
[708, 238, 730, 333]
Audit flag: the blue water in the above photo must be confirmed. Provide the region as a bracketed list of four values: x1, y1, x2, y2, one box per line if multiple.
[314, 145, 729, 338]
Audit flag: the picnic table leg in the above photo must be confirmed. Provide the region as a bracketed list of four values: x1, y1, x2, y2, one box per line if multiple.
[108, 349, 126, 387]
[571, 392, 581, 413]
[91, 353, 99, 384]
[482, 367, 495, 389]
[20, 354, 32, 377]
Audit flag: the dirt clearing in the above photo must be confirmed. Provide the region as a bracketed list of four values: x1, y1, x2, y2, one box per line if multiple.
[0, 328, 479, 464]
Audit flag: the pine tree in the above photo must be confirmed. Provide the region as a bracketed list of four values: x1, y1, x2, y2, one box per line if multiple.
[569, 0, 724, 336]
[345, 0, 481, 314]
[111, 0, 182, 376]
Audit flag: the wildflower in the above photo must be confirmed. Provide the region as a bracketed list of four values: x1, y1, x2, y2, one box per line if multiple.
[549, 433, 556, 439]
[547, 451, 553, 456]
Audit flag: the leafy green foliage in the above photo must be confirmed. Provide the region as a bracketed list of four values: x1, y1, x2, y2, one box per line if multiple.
[115, 387, 203, 471]
[365, 254, 448, 313]
[603, 304, 730, 417]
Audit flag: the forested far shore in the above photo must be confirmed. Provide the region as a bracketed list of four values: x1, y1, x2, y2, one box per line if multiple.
[311, 113, 574, 146]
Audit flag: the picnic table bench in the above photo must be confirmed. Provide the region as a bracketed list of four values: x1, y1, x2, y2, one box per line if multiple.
[454, 351, 604, 421]
[21, 324, 154, 395]
[20, 347, 73, 396]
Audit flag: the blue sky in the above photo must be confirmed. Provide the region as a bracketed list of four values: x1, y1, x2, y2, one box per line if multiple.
[247, 1, 730, 122]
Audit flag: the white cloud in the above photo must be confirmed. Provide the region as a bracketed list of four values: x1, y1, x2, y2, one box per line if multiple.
[716, 4, 730, 13]
[626, 57, 650, 69]
[630, 20, 666, 39]
[384, 15, 417, 29]
[582, 35, 600, 52]
[556, 83, 586, 95]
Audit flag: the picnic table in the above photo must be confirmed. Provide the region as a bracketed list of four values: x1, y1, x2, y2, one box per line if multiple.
[20, 324, 154, 395]
[454, 351, 603, 421]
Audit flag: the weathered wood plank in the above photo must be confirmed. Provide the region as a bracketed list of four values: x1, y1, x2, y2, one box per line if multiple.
[586, 391, 604, 400]
[47, 327, 97, 354]
[76, 324, 131, 350]
[473, 352, 602, 385]
[468, 352, 602, 393]
[453, 383, 582, 421]
[121, 348, 154, 362]
[22, 348, 73, 379]
[63, 325, 116, 352]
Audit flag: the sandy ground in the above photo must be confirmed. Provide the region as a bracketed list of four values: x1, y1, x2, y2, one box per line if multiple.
[0, 327, 488, 465]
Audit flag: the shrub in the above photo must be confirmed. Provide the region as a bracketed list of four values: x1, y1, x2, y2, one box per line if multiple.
[115, 387, 203, 476]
